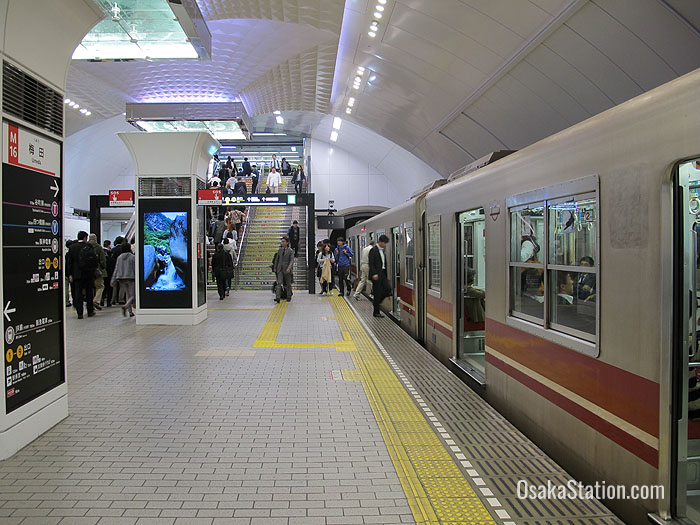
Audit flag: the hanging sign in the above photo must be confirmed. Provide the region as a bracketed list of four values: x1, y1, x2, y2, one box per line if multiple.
[197, 188, 222, 205]
[108, 190, 134, 207]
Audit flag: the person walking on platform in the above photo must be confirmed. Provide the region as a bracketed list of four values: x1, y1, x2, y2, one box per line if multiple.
[292, 165, 306, 194]
[66, 230, 97, 319]
[353, 240, 375, 301]
[273, 237, 294, 303]
[211, 243, 234, 300]
[369, 234, 391, 318]
[110, 236, 125, 305]
[334, 237, 354, 296]
[317, 243, 335, 296]
[267, 167, 282, 194]
[287, 220, 301, 257]
[111, 241, 135, 317]
[88, 233, 107, 311]
[102, 240, 114, 307]
[251, 164, 260, 194]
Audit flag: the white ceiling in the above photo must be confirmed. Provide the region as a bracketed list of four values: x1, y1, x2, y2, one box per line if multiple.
[65, 0, 700, 182]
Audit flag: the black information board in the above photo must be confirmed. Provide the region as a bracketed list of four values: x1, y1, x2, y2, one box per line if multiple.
[2, 124, 64, 413]
[317, 215, 345, 229]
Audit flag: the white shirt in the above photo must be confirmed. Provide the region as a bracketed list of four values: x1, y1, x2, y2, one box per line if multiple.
[361, 245, 373, 266]
[267, 171, 282, 187]
[379, 247, 386, 270]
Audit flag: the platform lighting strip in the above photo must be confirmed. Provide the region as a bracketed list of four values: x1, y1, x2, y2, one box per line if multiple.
[345, 299, 517, 524]
[368, 0, 385, 37]
[63, 98, 91, 116]
[330, 117, 341, 142]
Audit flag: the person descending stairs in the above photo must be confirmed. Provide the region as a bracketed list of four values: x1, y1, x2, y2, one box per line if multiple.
[237, 171, 307, 291]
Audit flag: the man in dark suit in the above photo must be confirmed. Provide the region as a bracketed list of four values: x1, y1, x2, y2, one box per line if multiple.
[65, 230, 96, 319]
[369, 234, 391, 318]
[273, 237, 295, 303]
[242, 157, 252, 176]
[287, 220, 300, 257]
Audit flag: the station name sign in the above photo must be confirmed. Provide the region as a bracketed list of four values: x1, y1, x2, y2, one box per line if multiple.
[197, 191, 301, 206]
[108, 190, 134, 207]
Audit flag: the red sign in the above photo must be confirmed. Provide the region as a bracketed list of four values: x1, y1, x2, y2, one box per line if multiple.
[109, 190, 134, 207]
[7, 123, 19, 165]
[489, 201, 501, 221]
[198, 188, 222, 205]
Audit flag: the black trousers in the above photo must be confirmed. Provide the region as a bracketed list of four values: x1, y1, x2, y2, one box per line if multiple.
[291, 241, 299, 257]
[102, 279, 113, 305]
[337, 266, 351, 295]
[216, 274, 227, 299]
[72, 277, 95, 316]
[251, 179, 258, 194]
[294, 181, 303, 194]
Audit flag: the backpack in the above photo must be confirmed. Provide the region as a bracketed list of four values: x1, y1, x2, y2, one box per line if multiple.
[78, 243, 99, 272]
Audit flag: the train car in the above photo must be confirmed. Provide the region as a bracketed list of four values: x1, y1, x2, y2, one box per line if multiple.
[347, 68, 700, 524]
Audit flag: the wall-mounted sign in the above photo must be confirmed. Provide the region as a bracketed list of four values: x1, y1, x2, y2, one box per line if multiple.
[2, 121, 64, 413]
[197, 188, 222, 205]
[317, 215, 345, 229]
[108, 190, 134, 207]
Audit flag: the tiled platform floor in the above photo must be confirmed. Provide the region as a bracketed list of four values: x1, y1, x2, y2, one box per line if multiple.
[0, 291, 620, 524]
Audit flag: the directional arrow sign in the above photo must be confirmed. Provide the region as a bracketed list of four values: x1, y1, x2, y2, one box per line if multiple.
[3, 301, 16, 322]
[50, 180, 59, 197]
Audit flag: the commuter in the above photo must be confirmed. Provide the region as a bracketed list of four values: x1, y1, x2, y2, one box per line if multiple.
[88, 233, 107, 311]
[224, 176, 236, 194]
[270, 153, 281, 173]
[281, 157, 291, 180]
[211, 213, 227, 245]
[242, 157, 252, 176]
[287, 220, 301, 257]
[234, 176, 247, 194]
[292, 165, 306, 194]
[267, 167, 282, 194]
[219, 166, 230, 186]
[65, 230, 97, 319]
[556, 271, 575, 305]
[353, 240, 375, 301]
[314, 241, 324, 280]
[111, 241, 135, 317]
[464, 268, 485, 324]
[211, 243, 234, 300]
[231, 208, 244, 236]
[210, 171, 222, 187]
[577, 256, 596, 301]
[111, 236, 125, 305]
[251, 164, 260, 194]
[64, 240, 74, 307]
[369, 234, 391, 318]
[102, 240, 114, 307]
[273, 237, 294, 303]
[334, 237, 354, 296]
[225, 156, 236, 178]
[317, 243, 335, 296]
[222, 237, 236, 296]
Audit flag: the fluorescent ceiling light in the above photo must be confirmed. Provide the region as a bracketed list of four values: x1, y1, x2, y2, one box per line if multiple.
[333, 117, 342, 130]
[275, 115, 284, 124]
[330, 131, 338, 142]
[64, 98, 71, 104]
[348, 98, 355, 107]
[254, 132, 287, 136]
[376, 5, 385, 11]
[374, 12, 382, 18]
[134, 120, 246, 140]
[346, 108, 352, 114]
[368, 31, 376, 38]
[291, 146, 297, 152]
[378, 0, 387, 4]
[85, 111, 91, 116]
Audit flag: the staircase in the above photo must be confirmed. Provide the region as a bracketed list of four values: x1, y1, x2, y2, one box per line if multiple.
[236, 174, 308, 291]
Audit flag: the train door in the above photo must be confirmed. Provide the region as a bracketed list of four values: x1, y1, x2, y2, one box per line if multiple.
[392, 226, 401, 319]
[675, 157, 700, 522]
[456, 209, 486, 377]
[417, 210, 427, 344]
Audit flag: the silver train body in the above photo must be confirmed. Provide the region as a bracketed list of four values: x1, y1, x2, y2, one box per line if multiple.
[347, 68, 700, 523]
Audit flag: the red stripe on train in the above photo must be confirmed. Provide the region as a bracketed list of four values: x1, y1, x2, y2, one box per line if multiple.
[486, 353, 658, 468]
[486, 319, 659, 438]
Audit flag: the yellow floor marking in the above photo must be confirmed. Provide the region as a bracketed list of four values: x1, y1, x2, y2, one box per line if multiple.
[329, 297, 496, 525]
[207, 308, 273, 311]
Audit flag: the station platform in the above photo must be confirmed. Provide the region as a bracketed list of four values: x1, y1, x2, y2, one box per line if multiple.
[0, 291, 622, 524]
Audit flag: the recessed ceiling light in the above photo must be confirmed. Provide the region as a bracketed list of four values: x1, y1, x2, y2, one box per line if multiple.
[369, 75, 376, 82]
[357, 66, 365, 73]
[64, 98, 71, 104]
[330, 131, 338, 142]
[355, 76, 362, 83]
[86, 111, 91, 116]
[276, 116, 284, 124]
[346, 108, 352, 114]
[376, 5, 384, 11]
[333, 117, 342, 130]
[73, 103, 80, 109]
[348, 98, 355, 107]
[273, 110, 281, 115]
[378, 0, 386, 4]
[368, 31, 376, 37]
[291, 146, 297, 152]
[370, 23, 379, 30]
[80, 108, 87, 114]
[374, 12, 382, 18]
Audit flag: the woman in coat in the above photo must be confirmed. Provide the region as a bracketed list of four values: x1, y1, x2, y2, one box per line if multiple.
[211, 243, 234, 300]
[317, 243, 335, 296]
[111, 241, 135, 317]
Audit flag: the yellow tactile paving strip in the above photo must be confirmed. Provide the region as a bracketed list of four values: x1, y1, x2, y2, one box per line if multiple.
[252, 297, 496, 524]
[328, 297, 496, 525]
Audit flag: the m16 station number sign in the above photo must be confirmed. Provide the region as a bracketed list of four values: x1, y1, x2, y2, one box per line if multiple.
[2, 121, 64, 413]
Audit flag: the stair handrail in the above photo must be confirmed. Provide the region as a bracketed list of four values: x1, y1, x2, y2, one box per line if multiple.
[233, 206, 254, 289]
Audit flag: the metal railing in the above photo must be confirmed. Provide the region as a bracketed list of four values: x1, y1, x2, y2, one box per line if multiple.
[233, 207, 254, 289]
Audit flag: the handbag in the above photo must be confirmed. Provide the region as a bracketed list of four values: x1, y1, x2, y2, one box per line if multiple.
[266, 187, 271, 194]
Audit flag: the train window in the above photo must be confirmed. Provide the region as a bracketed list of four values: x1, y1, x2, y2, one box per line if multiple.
[509, 204, 545, 322]
[507, 177, 599, 353]
[405, 223, 414, 285]
[428, 221, 441, 292]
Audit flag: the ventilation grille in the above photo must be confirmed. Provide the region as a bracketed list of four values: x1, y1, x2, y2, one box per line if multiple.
[138, 177, 192, 197]
[2, 61, 63, 136]
[196, 178, 206, 191]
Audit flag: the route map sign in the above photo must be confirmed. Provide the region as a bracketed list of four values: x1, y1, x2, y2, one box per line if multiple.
[2, 121, 64, 413]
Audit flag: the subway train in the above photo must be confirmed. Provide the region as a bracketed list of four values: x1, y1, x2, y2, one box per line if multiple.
[346, 68, 700, 524]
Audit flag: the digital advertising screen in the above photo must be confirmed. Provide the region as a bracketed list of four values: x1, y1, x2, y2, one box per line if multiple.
[139, 199, 192, 309]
